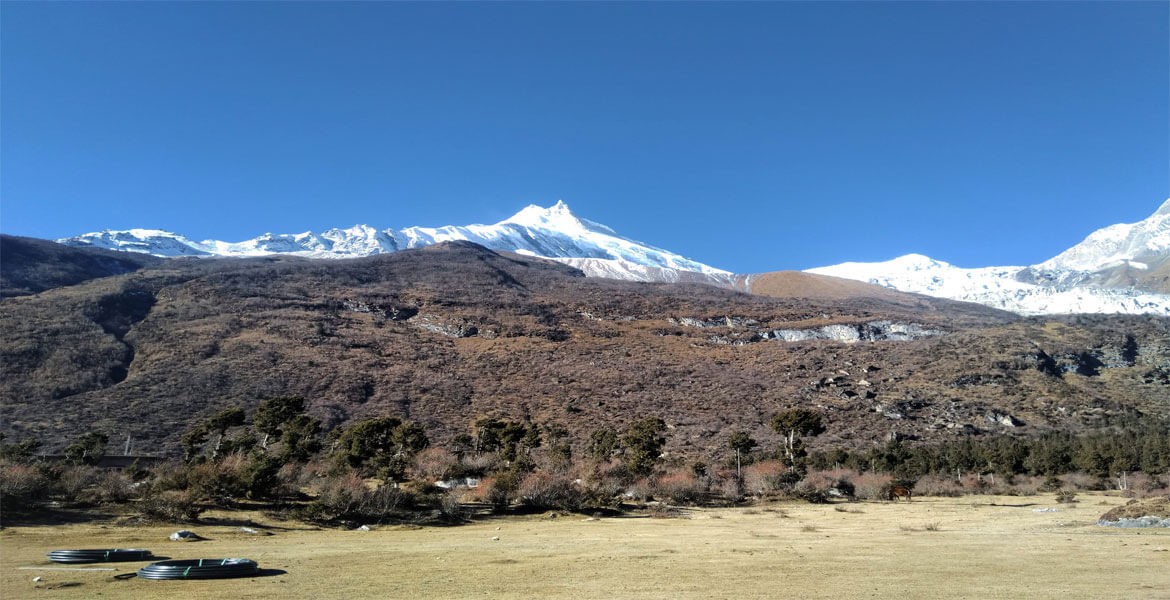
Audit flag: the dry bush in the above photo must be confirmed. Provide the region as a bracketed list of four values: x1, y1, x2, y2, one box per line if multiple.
[53, 465, 98, 500]
[852, 472, 893, 501]
[83, 469, 136, 505]
[1061, 472, 1110, 491]
[1008, 475, 1044, 496]
[1130, 473, 1168, 496]
[570, 461, 626, 507]
[303, 473, 423, 524]
[187, 454, 250, 506]
[517, 472, 586, 511]
[413, 447, 462, 482]
[799, 470, 855, 499]
[623, 478, 653, 503]
[912, 474, 964, 497]
[742, 460, 794, 497]
[956, 474, 1013, 495]
[461, 453, 501, 476]
[651, 469, 707, 505]
[713, 474, 743, 503]
[472, 472, 521, 512]
[0, 462, 53, 512]
[137, 489, 204, 522]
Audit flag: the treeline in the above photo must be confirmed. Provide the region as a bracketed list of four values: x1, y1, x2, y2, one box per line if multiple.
[806, 423, 1170, 480]
[1, 403, 1167, 526]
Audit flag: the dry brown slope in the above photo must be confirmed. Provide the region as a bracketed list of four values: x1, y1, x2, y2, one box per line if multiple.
[2, 242, 1167, 460]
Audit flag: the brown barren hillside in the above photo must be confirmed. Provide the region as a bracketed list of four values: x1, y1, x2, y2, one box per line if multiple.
[2, 241, 1168, 459]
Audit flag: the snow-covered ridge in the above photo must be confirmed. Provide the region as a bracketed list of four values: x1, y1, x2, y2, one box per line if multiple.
[1038, 198, 1170, 272]
[808, 199, 1170, 316]
[60, 201, 730, 283]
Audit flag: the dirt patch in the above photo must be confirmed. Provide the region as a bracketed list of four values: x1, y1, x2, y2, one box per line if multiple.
[1098, 496, 1170, 523]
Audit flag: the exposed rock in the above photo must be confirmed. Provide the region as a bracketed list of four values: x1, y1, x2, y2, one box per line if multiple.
[986, 411, 1023, 427]
[766, 320, 942, 343]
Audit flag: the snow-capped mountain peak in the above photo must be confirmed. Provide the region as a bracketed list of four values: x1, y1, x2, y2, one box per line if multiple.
[59, 201, 729, 283]
[1036, 198, 1170, 272]
[808, 199, 1170, 316]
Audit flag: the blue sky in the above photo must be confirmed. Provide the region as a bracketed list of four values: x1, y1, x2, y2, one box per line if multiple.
[2, 2, 1166, 272]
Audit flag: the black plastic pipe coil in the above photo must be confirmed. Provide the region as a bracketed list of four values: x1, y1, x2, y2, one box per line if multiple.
[137, 558, 260, 580]
[47, 549, 154, 564]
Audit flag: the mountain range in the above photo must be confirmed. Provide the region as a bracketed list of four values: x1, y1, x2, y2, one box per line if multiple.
[58, 198, 1170, 316]
[4, 233, 1168, 457]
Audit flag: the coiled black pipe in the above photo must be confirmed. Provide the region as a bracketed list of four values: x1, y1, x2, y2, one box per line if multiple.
[137, 558, 259, 580]
[47, 549, 154, 564]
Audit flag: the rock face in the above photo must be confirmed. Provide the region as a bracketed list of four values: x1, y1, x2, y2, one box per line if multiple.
[765, 321, 941, 343]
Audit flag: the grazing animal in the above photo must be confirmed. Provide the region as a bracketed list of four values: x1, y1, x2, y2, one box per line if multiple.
[889, 485, 912, 502]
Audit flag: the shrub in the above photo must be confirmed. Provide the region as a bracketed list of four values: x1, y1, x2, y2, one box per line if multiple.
[0, 462, 53, 512]
[1039, 475, 1064, 493]
[302, 473, 424, 524]
[792, 479, 829, 503]
[651, 470, 707, 505]
[138, 489, 204, 522]
[476, 471, 521, 512]
[187, 455, 250, 506]
[912, 474, 965, 498]
[851, 472, 893, 501]
[413, 447, 462, 483]
[1061, 472, 1109, 491]
[83, 470, 136, 505]
[798, 470, 855, 500]
[742, 460, 795, 496]
[518, 472, 586, 511]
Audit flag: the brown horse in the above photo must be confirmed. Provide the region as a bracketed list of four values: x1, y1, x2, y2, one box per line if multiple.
[888, 485, 912, 502]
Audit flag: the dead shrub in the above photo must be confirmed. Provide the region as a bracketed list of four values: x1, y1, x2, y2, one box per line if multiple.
[1126, 473, 1168, 497]
[413, 447, 462, 482]
[186, 454, 250, 506]
[84, 470, 136, 505]
[0, 462, 53, 512]
[1061, 472, 1109, 491]
[302, 473, 423, 524]
[799, 470, 855, 500]
[742, 460, 795, 497]
[912, 474, 964, 497]
[852, 472, 893, 501]
[472, 472, 521, 512]
[518, 472, 586, 511]
[651, 469, 707, 505]
[137, 489, 204, 522]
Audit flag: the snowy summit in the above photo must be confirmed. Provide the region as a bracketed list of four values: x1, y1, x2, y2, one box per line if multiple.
[808, 199, 1170, 316]
[59, 202, 732, 284]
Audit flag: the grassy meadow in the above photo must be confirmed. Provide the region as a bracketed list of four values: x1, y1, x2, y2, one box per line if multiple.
[2, 492, 1167, 600]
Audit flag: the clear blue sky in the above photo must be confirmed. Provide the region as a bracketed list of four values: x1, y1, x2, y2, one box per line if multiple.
[2, 2, 1167, 272]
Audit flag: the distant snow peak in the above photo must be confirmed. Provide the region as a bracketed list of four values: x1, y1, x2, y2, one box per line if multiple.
[501, 200, 617, 236]
[59, 201, 726, 284]
[809, 199, 1170, 316]
[1038, 198, 1170, 272]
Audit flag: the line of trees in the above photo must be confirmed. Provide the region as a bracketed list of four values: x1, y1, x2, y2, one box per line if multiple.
[2, 402, 1166, 523]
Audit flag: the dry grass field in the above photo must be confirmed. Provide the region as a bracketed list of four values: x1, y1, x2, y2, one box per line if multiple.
[2, 493, 1167, 600]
